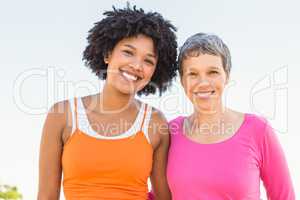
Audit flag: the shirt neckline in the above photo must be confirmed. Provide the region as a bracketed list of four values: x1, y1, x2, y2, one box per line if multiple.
[178, 113, 248, 146]
[77, 97, 145, 140]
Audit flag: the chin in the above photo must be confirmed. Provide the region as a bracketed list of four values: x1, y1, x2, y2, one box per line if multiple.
[193, 104, 218, 114]
[116, 85, 137, 95]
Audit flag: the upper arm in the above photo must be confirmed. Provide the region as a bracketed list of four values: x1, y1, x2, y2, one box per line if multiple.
[38, 101, 69, 200]
[149, 109, 171, 200]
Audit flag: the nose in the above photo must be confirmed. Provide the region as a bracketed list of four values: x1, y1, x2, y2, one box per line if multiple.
[195, 75, 211, 87]
[185, 76, 211, 89]
[130, 57, 143, 71]
[198, 78, 210, 84]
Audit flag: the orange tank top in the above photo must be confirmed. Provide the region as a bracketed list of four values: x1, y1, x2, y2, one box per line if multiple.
[62, 97, 153, 200]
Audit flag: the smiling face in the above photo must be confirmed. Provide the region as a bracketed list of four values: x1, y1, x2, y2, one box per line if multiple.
[181, 53, 228, 113]
[105, 34, 157, 95]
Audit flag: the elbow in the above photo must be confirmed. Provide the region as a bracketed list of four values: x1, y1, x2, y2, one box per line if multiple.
[150, 192, 171, 200]
[37, 191, 60, 200]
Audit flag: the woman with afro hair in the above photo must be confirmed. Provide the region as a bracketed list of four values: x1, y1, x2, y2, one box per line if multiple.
[38, 4, 177, 200]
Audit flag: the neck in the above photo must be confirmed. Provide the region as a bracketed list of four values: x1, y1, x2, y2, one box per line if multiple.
[184, 106, 230, 137]
[190, 104, 227, 125]
[98, 83, 135, 113]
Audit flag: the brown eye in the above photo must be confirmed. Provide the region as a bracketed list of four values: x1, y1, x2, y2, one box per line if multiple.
[123, 50, 133, 56]
[145, 59, 154, 66]
[210, 71, 219, 74]
[187, 72, 197, 76]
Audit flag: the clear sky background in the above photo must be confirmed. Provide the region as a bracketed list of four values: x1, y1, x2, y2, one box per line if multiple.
[0, 0, 299, 199]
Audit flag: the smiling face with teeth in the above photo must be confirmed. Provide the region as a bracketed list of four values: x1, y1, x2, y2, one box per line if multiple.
[181, 54, 228, 113]
[104, 34, 158, 95]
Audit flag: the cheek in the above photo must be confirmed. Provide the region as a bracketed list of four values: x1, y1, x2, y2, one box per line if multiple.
[136, 66, 156, 90]
[143, 66, 156, 80]
[106, 64, 120, 80]
[181, 78, 197, 95]
[184, 78, 197, 88]
[213, 77, 226, 91]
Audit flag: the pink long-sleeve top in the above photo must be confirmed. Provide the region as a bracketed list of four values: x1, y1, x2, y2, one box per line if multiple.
[166, 114, 295, 200]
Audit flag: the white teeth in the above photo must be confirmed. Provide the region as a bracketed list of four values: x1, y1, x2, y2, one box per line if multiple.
[122, 71, 138, 81]
[195, 91, 214, 98]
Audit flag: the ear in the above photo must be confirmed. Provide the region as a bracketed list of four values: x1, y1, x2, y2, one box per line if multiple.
[104, 58, 108, 64]
[104, 52, 112, 64]
[180, 73, 185, 86]
[225, 73, 230, 85]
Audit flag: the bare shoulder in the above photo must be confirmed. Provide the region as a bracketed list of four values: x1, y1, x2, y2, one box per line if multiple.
[38, 100, 70, 199]
[43, 100, 72, 144]
[47, 100, 69, 127]
[150, 107, 168, 127]
[148, 106, 169, 150]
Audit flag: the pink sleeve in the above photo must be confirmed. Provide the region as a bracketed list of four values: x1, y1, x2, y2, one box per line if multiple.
[148, 191, 154, 200]
[259, 121, 295, 199]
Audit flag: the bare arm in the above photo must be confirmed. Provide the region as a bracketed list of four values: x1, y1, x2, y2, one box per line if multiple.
[37, 101, 69, 200]
[149, 111, 171, 200]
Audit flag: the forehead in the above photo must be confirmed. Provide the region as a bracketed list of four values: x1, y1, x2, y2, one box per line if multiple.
[115, 34, 156, 55]
[182, 54, 223, 71]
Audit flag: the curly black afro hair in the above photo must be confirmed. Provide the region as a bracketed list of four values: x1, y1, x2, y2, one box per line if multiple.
[83, 4, 178, 96]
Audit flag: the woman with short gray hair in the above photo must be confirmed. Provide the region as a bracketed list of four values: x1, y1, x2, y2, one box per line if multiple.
[166, 33, 295, 199]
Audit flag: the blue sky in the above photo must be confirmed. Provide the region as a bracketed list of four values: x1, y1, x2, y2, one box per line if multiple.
[0, 0, 299, 199]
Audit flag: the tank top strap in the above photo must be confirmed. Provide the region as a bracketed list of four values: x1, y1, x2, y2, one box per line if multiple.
[141, 104, 152, 143]
[74, 97, 78, 129]
[69, 98, 78, 134]
[139, 103, 148, 131]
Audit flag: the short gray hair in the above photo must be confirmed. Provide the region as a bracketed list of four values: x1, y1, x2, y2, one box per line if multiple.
[178, 33, 232, 76]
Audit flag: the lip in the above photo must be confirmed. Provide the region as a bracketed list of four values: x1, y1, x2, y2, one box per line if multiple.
[193, 90, 215, 99]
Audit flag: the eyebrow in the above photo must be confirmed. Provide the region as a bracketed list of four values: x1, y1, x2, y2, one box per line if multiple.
[186, 66, 221, 71]
[123, 44, 156, 58]
[208, 66, 221, 70]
